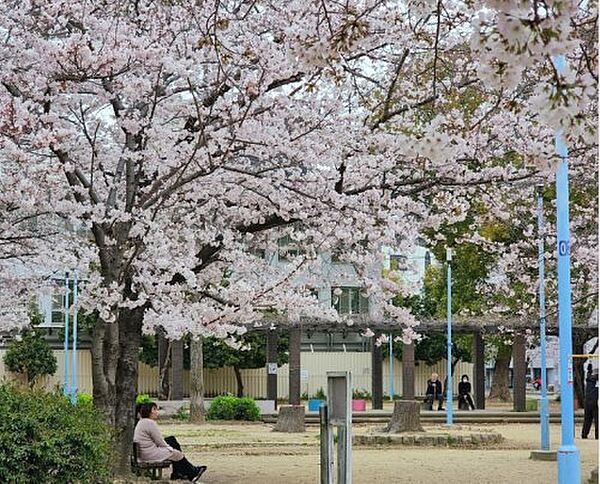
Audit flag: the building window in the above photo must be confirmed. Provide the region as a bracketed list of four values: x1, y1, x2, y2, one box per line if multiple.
[278, 234, 303, 261]
[331, 287, 368, 314]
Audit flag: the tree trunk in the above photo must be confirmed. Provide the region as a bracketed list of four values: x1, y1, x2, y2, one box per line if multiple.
[512, 333, 527, 411]
[92, 306, 143, 476]
[371, 336, 383, 409]
[383, 400, 423, 433]
[171, 339, 184, 400]
[273, 405, 305, 433]
[472, 330, 486, 409]
[401, 342, 415, 400]
[489, 343, 512, 401]
[158, 331, 171, 400]
[233, 364, 244, 398]
[288, 326, 301, 405]
[189, 337, 205, 424]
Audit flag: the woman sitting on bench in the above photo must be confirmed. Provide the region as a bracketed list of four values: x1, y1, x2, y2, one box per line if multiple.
[134, 402, 207, 482]
[458, 375, 476, 410]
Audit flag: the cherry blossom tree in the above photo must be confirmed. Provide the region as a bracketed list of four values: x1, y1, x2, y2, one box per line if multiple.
[0, 0, 595, 474]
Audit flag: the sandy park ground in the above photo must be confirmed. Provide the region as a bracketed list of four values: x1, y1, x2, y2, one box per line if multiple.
[159, 419, 599, 484]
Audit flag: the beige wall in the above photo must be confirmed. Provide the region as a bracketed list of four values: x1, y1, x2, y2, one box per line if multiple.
[0, 349, 93, 393]
[1, 349, 472, 399]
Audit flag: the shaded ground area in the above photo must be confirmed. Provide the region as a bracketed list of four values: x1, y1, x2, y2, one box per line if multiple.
[162, 420, 598, 483]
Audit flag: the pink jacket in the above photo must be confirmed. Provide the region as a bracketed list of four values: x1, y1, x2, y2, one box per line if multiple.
[133, 418, 175, 463]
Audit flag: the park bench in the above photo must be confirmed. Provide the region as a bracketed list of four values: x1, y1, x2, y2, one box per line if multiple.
[131, 442, 172, 480]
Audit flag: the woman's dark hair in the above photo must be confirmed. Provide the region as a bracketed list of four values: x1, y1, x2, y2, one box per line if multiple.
[461, 374, 469, 381]
[138, 402, 158, 419]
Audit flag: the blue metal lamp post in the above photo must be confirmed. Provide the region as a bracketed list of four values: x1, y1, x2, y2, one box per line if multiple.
[552, 54, 581, 483]
[70, 271, 78, 405]
[536, 185, 550, 451]
[446, 248, 453, 426]
[63, 272, 70, 396]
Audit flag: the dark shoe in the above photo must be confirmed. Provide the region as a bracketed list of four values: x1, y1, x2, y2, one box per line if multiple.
[438, 408, 444, 411]
[191, 466, 207, 482]
[171, 473, 184, 480]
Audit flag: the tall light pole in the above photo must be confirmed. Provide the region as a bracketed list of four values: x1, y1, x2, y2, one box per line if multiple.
[446, 248, 453, 426]
[537, 185, 550, 451]
[63, 272, 70, 396]
[552, 55, 581, 484]
[70, 271, 78, 405]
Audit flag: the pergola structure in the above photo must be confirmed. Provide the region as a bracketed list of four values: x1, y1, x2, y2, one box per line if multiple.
[258, 314, 593, 412]
[154, 313, 594, 411]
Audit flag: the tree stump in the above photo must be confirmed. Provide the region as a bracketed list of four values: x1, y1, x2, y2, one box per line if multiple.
[273, 405, 305, 433]
[383, 400, 423, 433]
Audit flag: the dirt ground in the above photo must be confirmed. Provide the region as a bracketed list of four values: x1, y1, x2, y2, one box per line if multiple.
[161, 419, 599, 484]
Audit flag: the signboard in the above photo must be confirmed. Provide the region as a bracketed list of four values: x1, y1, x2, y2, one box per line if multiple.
[301, 369, 309, 380]
[266, 363, 278, 375]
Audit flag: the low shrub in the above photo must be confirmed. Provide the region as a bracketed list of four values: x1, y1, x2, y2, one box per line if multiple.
[76, 392, 93, 406]
[0, 384, 112, 483]
[234, 397, 261, 421]
[207, 395, 261, 421]
[207, 395, 237, 420]
[136, 393, 151, 405]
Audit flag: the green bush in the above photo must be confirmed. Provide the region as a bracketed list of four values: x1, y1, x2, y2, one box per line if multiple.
[136, 393, 151, 405]
[234, 397, 261, 421]
[0, 385, 112, 483]
[76, 392, 93, 406]
[207, 395, 261, 421]
[207, 395, 237, 420]
[314, 387, 326, 400]
[3, 329, 57, 387]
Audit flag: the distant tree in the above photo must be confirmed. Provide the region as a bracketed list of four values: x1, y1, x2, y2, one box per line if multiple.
[204, 333, 288, 397]
[4, 329, 57, 388]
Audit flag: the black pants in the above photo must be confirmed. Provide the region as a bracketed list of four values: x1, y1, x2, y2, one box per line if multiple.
[581, 404, 598, 439]
[165, 436, 199, 480]
[458, 393, 475, 410]
[426, 395, 443, 410]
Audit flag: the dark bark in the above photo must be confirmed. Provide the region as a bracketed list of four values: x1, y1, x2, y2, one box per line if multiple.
[472, 330, 485, 409]
[157, 331, 170, 400]
[512, 333, 526, 411]
[233, 364, 244, 398]
[171, 339, 184, 399]
[371, 337, 383, 409]
[92, 306, 143, 476]
[489, 343, 512, 401]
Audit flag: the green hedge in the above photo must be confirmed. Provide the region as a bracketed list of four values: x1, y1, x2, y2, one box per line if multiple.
[207, 395, 261, 421]
[0, 385, 113, 483]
